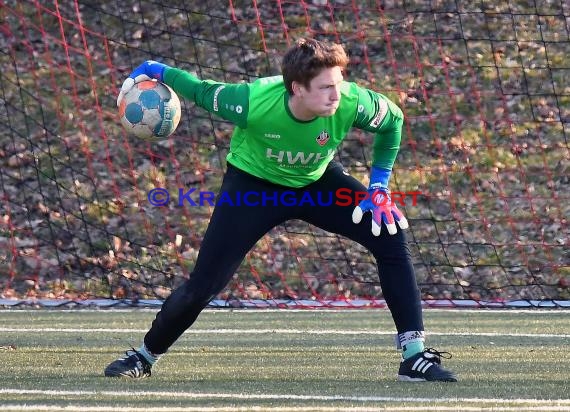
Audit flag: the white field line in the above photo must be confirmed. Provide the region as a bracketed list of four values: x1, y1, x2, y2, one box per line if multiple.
[1, 405, 570, 412]
[1, 389, 570, 407]
[0, 327, 568, 338]
[4, 389, 570, 403]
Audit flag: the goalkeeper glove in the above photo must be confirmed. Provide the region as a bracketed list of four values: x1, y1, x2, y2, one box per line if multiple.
[116, 60, 170, 107]
[352, 166, 409, 236]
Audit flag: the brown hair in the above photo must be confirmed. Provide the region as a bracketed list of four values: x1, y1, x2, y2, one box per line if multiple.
[281, 38, 349, 95]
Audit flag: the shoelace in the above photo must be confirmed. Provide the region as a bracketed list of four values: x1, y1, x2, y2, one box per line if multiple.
[125, 347, 139, 359]
[424, 347, 453, 364]
[124, 348, 148, 367]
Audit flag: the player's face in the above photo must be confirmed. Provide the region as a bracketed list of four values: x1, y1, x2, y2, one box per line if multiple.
[298, 66, 343, 117]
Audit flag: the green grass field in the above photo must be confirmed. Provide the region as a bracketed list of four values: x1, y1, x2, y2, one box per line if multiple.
[0, 308, 568, 411]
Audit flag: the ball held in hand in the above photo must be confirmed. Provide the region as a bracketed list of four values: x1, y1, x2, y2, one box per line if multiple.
[118, 80, 181, 141]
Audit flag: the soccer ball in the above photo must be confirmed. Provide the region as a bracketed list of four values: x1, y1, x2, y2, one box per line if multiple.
[119, 80, 181, 140]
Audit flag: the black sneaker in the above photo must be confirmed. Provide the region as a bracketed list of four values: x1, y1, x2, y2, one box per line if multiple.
[398, 348, 457, 382]
[104, 349, 152, 378]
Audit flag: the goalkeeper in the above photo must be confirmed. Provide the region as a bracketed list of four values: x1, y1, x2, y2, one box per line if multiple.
[105, 38, 457, 382]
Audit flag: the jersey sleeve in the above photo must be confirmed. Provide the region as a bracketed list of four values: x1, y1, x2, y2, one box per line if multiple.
[351, 84, 404, 171]
[163, 67, 249, 129]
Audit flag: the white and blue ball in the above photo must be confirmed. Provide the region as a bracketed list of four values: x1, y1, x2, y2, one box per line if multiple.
[119, 80, 181, 140]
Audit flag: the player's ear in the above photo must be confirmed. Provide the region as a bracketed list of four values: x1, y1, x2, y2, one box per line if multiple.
[292, 81, 303, 97]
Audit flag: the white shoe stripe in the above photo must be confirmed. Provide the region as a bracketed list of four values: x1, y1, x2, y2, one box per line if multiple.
[420, 361, 433, 373]
[412, 358, 424, 371]
[416, 360, 426, 371]
[411, 358, 434, 374]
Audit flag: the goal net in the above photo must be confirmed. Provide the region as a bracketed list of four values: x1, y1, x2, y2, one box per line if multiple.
[1, 0, 568, 308]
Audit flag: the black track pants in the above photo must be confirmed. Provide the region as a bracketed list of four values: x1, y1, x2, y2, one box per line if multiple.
[144, 162, 423, 354]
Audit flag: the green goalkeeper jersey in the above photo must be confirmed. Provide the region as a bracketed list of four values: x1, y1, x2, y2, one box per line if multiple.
[163, 68, 403, 188]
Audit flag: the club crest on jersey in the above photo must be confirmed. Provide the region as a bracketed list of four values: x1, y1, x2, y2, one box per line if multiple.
[316, 130, 330, 146]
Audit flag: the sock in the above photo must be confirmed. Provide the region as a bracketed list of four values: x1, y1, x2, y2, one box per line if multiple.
[397, 331, 425, 359]
[137, 343, 161, 365]
[402, 341, 425, 359]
